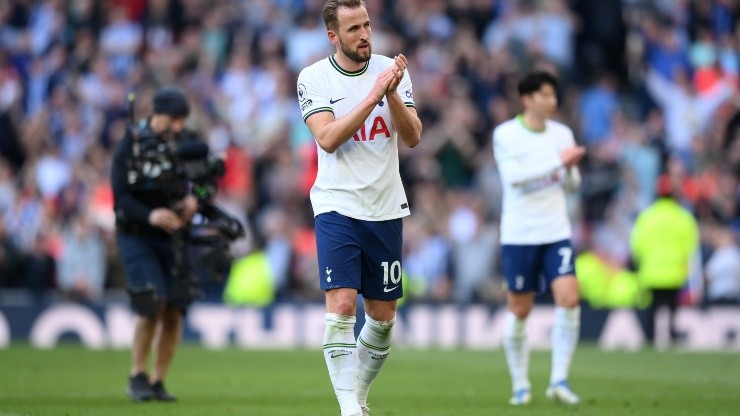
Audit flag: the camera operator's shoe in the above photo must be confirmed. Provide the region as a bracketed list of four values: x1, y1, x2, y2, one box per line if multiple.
[127, 373, 154, 402]
[151, 381, 177, 402]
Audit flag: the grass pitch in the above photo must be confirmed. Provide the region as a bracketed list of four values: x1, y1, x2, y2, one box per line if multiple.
[0, 344, 738, 415]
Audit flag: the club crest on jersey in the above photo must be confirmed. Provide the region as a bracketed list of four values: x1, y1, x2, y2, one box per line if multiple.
[353, 116, 391, 142]
[297, 83, 307, 101]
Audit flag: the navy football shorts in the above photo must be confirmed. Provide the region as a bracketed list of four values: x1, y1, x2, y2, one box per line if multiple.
[315, 211, 403, 300]
[501, 239, 576, 293]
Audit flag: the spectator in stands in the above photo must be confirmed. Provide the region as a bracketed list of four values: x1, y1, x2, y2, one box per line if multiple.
[0, 217, 21, 287]
[578, 72, 619, 147]
[22, 233, 55, 298]
[448, 194, 501, 303]
[57, 214, 106, 301]
[644, 63, 735, 163]
[704, 218, 740, 305]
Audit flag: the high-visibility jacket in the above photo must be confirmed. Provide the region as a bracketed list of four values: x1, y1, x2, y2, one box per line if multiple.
[630, 198, 699, 289]
[223, 251, 275, 307]
[576, 252, 650, 308]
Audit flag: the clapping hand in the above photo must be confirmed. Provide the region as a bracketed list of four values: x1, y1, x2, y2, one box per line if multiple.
[387, 54, 407, 94]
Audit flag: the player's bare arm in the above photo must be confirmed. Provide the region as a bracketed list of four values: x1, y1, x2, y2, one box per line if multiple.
[306, 68, 396, 153]
[498, 139, 563, 188]
[506, 145, 586, 187]
[386, 53, 422, 148]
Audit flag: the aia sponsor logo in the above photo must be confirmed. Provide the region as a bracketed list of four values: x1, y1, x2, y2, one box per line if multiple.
[353, 116, 391, 142]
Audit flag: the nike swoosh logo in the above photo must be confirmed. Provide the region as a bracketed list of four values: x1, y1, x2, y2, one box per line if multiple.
[329, 97, 346, 104]
[329, 352, 351, 358]
[383, 286, 399, 293]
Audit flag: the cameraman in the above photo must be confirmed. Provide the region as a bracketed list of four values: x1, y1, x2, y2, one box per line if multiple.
[112, 87, 198, 402]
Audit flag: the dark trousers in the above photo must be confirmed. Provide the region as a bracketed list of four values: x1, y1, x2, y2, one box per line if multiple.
[640, 288, 680, 345]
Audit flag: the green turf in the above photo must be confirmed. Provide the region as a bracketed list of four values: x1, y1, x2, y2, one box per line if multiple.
[0, 344, 738, 415]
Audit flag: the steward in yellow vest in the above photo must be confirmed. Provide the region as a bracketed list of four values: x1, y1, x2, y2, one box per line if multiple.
[630, 198, 699, 290]
[629, 177, 699, 345]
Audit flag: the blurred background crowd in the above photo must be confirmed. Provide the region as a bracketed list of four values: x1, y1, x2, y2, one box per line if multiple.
[0, 0, 738, 308]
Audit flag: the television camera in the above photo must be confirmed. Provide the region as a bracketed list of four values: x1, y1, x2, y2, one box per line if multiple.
[125, 93, 245, 289]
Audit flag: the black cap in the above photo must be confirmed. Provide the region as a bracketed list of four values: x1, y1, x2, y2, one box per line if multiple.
[152, 87, 190, 117]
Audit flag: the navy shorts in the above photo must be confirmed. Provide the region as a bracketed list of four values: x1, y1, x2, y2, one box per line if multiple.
[315, 212, 403, 300]
[117, 232, 189, 308]
[501, 239, 576, 293]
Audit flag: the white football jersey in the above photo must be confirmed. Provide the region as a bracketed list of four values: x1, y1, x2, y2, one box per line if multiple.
[493, 116, 581, 244]
[297, 54, 415, 221]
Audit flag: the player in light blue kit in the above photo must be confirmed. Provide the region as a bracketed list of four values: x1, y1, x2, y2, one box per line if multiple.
[296, 1, 422, 415]
[493, 72, 585, 406]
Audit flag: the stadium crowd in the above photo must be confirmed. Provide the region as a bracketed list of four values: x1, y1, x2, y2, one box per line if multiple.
[0, 0, 738, 307]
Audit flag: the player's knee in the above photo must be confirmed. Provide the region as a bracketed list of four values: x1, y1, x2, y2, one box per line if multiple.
[512, 309, 531, 320]
[556, 292, 580, 309]
[509, 302, 533, 319]
[552, 275, 580, 308]
[365, 299, 397, 322]
[325, 288, 358, 315]
[330, 300, 357, 316]
[565, 297, 580, 309]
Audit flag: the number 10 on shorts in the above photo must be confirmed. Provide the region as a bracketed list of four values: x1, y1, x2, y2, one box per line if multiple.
[381, 261, 401, 285]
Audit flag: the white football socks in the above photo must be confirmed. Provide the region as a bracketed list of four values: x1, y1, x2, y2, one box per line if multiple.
[356, 314, 395, 408]
[323, 313, 362, 416]
[550, 306, 580, 384]
[503, 310, 530, 392]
